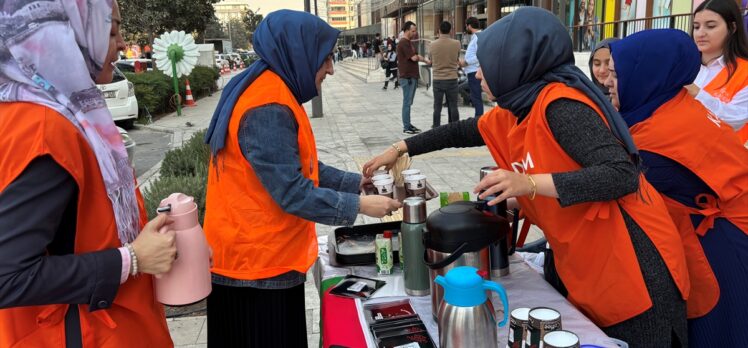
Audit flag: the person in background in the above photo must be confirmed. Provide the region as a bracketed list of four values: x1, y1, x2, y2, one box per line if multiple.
[588, 38, 619, 97]
[429, 21, 462, 128]
[460, 17, 485, 117]
[686, 0, 748, 143]
[607, 29, 748, 348]
[0, 1, 176, 347]
[383, 42, 399, 90]
[374, 33, 383, 61]
[397, 21, 431, 134]
[203, 10, 401, 347]
[364, 9, 690, 347]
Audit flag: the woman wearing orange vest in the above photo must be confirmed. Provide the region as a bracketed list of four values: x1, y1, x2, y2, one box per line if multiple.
[607, 29, 748, 347]
[203, 10, 401, 347]
[0, 1, 177, 347]
[364, 8, 691, 346]
[685, 0, 748, 144]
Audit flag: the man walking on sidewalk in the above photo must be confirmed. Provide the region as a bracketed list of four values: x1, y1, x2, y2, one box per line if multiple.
[460, 17, 484, 117]
[429, 21, 461, 128]
[397, 21, 431, 134]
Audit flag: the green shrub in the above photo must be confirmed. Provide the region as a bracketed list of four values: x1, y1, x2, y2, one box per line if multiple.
[125, 71, 173, 116]
[143, 130, 210, 223]
[159, 130, 209, 178]
[143, 174, 207, 224]
[126, 66, 219, 118]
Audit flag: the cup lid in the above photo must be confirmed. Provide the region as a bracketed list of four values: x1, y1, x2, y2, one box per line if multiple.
[158, 193, 195, 215]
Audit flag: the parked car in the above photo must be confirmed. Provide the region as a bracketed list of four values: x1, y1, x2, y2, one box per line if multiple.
[97, 66, 138, 129]
[116, 58, 154, 72]
[118, 126, 136, 166]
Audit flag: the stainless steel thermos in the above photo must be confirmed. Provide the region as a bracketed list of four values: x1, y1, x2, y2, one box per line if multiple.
[479, 166, 511, 279]
[401, 197, 430, 296]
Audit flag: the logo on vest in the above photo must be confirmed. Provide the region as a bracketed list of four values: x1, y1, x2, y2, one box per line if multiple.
[511, 152, 535, 174]
[706, 111, 721, 127]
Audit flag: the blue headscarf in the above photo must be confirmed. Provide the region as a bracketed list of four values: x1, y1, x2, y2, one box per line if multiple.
[205, 10, 340, 156]
[609, 29, 700, 127]
[476, 7, 639, 162]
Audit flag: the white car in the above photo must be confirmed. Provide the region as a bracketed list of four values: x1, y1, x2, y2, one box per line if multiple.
[97, 66, 138, 129]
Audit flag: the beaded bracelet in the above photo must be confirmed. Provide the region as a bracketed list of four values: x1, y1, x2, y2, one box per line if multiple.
[124, 243, 138, 276]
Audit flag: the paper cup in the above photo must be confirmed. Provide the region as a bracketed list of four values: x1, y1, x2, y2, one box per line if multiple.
[373, 178, 395, 198]
[401, 169, 421, 179]
[405, 174, 427, 198]
[372, 174, 393, 183]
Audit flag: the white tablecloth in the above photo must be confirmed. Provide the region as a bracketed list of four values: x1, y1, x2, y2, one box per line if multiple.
[315, 234, 622, 348]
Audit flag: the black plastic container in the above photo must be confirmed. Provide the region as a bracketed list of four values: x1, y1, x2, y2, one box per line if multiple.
[333, 221, 401, 265]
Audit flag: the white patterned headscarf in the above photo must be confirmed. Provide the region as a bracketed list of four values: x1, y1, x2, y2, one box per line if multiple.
[0, 0, 139, 244]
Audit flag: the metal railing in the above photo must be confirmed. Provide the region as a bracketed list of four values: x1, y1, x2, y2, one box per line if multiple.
[569, 13, 692, 51]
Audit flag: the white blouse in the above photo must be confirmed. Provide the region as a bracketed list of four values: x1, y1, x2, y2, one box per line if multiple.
[693, 56, 748, 130]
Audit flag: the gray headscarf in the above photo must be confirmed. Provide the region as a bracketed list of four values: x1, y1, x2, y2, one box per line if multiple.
[476, 7, 638, 162]
[588, 38, 620, 95]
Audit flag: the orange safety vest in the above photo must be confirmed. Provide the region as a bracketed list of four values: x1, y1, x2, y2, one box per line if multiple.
[204, 70, 320, 280]
[629, 89, 748, 318]
[477, 83, 690, 327]
[0, 103, 172, 347]
[703, 57, 748, 143]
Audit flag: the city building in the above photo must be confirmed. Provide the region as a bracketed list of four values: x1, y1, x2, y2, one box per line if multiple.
[328, 0, 357, 30]
[214, 0, 250, 23]
[340, 0, 745, 51]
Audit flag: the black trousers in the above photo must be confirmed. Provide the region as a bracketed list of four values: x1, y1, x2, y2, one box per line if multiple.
[207, 283, 308, 347]
[432, 79, 459, 127]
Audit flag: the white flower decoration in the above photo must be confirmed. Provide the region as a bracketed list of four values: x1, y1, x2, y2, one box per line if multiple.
[152, 30, 199, 77]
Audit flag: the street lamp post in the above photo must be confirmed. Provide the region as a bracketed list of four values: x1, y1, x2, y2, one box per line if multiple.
[305, 0, 324, 118]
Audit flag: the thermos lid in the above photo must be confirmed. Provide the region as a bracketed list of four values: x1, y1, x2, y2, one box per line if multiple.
[479, 166, 499, 180]
[403, 197, 427, 223]
[158, 193, 195, 215]
[424, 202, 508, 253]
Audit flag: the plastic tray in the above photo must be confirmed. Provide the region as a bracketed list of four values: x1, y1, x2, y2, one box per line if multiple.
[333, 221, 402, 266]
[362, 183, 438, 202]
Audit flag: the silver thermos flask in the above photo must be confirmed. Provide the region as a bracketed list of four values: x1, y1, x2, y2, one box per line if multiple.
[401, 197, 430, 296]
[479, 166, 510, 278]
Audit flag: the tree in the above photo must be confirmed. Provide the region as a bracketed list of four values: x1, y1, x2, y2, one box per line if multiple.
[227, 18, 251, 50]
[120, 0, 219, 44]
[242, 8, 263, 44]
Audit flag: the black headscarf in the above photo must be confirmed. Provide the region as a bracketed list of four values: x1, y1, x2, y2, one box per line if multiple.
[588, 38, 620, 95]
[476, 7, 638, 162]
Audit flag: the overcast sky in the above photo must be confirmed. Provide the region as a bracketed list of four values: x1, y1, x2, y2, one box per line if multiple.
[253, 0, 304, 16]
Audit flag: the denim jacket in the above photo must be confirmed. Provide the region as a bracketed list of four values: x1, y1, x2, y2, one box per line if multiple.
[214, 103, 362, 289]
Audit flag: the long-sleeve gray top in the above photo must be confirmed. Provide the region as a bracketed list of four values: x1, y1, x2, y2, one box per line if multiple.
[404, 98, 639, 205]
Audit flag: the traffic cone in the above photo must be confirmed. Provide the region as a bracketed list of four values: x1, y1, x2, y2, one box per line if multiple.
[233, 64, 237, 72]
[222, 65, 229, 75]
[240, 61, 245, 69]
[184, 79, 197, 107]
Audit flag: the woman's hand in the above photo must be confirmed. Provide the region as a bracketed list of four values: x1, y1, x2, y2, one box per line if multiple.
[473, 169, 534, 205]
[362, 141, 407, 177]
[360, 196, 403, 217]
[131, 214, 177, 276]
[685, 84, 700, 97]
[359, 176, 372, 192]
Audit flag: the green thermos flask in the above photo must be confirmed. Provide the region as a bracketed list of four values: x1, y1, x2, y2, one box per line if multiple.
[401, 197, 430, 296]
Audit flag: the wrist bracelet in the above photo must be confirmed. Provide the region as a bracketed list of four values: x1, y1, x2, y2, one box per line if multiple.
[124, 243, 138, 276]
[526, 175, 537, 200]
[391, 143, 404, 157]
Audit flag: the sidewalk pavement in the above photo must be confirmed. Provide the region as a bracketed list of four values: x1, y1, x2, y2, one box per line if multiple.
[155, 65, 544, 347]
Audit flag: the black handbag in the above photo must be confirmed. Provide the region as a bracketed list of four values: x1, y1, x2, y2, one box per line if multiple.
[380, 60, 388, 69]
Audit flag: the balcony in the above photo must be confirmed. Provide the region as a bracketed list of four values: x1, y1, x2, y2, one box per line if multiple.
[381, 0, 421, 18]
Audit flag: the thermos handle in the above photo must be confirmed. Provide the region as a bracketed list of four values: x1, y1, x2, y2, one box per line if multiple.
[483, 281, 509, 327]
[510, 208, 519, 255]
[423, 242, 470, 269]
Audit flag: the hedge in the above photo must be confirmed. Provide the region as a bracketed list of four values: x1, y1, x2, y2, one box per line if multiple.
[143, 130, 210, 224]
[125, 66, 219, 118]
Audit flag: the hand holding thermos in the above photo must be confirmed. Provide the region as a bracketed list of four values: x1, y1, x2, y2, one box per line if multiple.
[131, 214, 178, 276]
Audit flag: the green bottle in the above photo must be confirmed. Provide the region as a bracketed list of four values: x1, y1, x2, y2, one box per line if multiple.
[401, 197, 430, 296]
